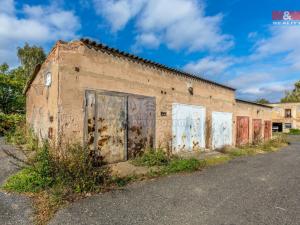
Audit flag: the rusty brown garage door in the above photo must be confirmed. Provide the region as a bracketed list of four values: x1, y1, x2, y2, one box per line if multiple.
[128, 95, 155, 159]
[253, 119, 262, 144]
[85, 90, 155, 163]
[236, 116, 249, 146]
[85, 91, 127, 163]
[264, 121, 272, 141]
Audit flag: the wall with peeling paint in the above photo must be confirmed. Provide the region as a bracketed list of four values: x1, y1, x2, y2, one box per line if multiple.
[55, 41, 237, 154]
[26, 40, 274, 163]
[25, 46, 59, 144]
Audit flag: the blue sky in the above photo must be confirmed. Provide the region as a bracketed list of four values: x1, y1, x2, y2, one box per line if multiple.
[0, 0, 299, 102]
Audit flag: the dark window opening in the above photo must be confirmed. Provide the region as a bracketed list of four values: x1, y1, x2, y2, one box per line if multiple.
[285, 109, 292, 118]
[272, 123, 283, 132]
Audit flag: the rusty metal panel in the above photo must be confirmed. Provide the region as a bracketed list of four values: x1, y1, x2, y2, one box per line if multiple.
[127, 96, 155, 159]
[212, 112, 232, 149]
[264, 120, 272, 141]
[172, 103, 205, 152]
[95, 93, 126, 163]
[236, 116, 249, 146]
[253, 119, 262, 143]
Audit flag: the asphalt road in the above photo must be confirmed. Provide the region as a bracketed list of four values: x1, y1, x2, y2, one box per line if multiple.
[0, 138, 33, 225]
[50, 137, 300, 225]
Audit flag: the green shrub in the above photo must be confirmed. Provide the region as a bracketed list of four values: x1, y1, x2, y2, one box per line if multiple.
[0, 113, 24, 136]
[53, 145, 110, 193]
[133, 148, 170, 167]
[289, 129, 300, 135]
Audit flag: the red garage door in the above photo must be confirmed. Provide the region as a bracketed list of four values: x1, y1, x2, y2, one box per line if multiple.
[253, 119, 262, 144]
[236, 116, 249, 146]
[264, 121, 272, 141]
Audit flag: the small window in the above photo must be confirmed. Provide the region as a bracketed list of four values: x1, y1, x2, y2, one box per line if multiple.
[285, 123, 292, 129]
[285, 109, 292, 118]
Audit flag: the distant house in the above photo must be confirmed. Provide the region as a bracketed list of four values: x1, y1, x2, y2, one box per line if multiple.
[24, 39, 272, 163]
[268, 102, 300, 132]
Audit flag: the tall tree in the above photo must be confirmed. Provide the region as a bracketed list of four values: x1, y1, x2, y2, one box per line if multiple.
[17, 43, 46, 78]
[256, 98, 270, 104]
[0, 43, 46, 114]
[0, 64, 26, 113]
[281, 81, 300, 103]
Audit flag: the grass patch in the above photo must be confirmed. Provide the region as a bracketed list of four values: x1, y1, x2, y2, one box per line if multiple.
[289, 129, 300, 135]
[3, 168, 52, 193]
[164, 157, 205, 173]
[203, 155, 231, 166]
[132, 148, 170, 167]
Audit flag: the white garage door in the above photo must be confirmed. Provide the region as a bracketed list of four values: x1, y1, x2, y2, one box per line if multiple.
[172, 103, 206, 152]
[212, 112, 232, 149]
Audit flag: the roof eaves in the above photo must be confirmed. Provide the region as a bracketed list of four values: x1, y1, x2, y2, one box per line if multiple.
[23, 64, 41, 95]
[236, 99, 273, 108]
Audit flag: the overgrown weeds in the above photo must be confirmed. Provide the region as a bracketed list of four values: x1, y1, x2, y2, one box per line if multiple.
[2, 127, 113, 225]
[132, 148, 170, 167]
[0, 113, 24, 136]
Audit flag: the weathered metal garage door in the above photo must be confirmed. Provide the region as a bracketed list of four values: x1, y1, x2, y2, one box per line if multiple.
[127, 96, 155, 159]
[264, 121, 272, 141]
[212, 112, 232, 149]
[236, 116, 249, 146]
[172, 103, 205, 152]
[85, 91, 155, 163]
[85, 91, 127, 163]
[253, 119, 262, 143]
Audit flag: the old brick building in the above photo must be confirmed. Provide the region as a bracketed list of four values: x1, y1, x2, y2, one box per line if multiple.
[24, 39, 272, 163]
[268, 102, 300, 132]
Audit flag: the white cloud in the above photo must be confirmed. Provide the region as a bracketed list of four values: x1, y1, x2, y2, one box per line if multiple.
[0, 1, 80, 66]
[133, 33, 160, 50]
[95, 0, 233, 52]
[93, 0, 146, 32]
[251, 26, 300, 70]
[184, 56, 234, 76]
[0, 0, 15, 15]
[238, 80, 295, 102]
[248, 32, 257, 40]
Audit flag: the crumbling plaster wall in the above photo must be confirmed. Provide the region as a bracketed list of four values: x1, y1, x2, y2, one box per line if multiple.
[26, 47, 59, 144]
[57, 41, 237, 149]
